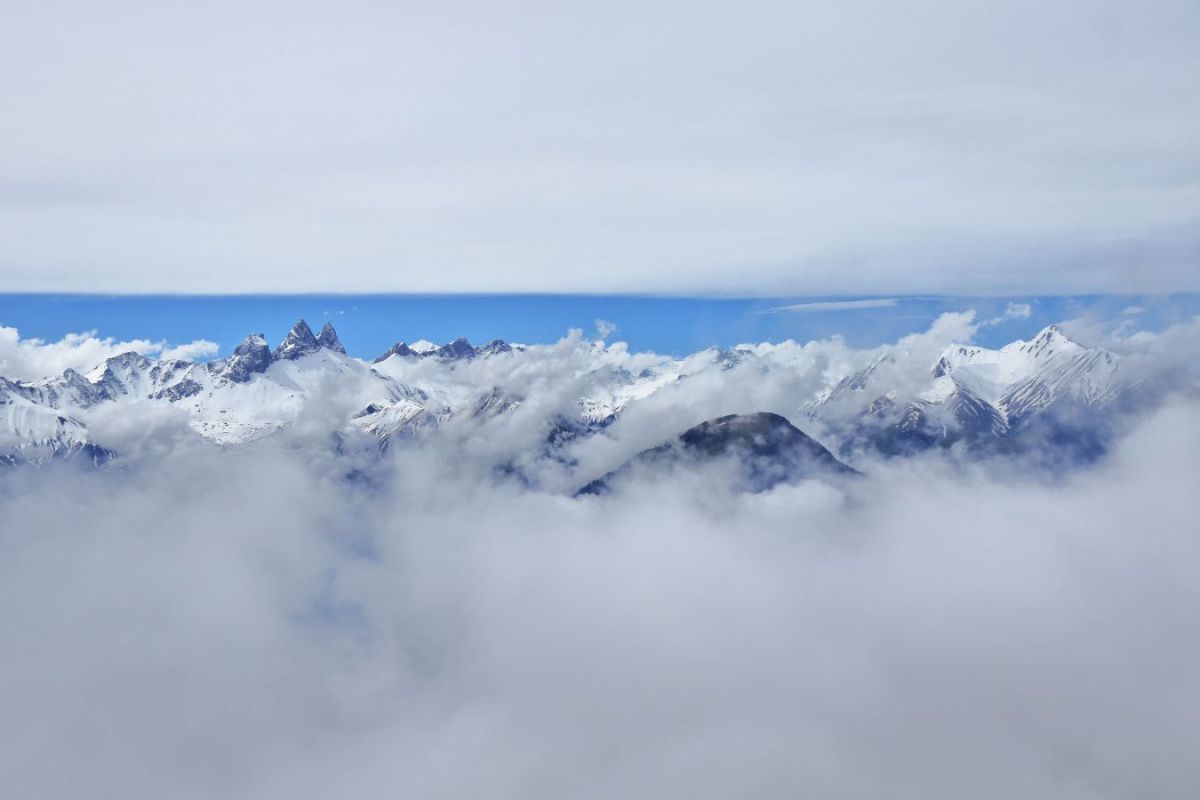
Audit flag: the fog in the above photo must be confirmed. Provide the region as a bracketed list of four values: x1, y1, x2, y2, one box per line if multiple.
[1, 397, 1197, 798]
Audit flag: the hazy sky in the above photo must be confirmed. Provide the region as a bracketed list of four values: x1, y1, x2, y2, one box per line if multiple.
[2, 0, 1197, 294]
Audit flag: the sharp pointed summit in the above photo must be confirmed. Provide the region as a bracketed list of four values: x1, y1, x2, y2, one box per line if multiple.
[211, 333, 273, 383]
[374, 341, 417, 362]
[1017, 324, 1084, 359]
[274, 320, 321, 361]
[374, 336, 519, 363]
[476, 338, 513, 357]
[317, 322, 346, 354]
[436, 337, 475, 360]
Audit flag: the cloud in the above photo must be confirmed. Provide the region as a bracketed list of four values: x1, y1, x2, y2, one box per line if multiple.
[982, 300, 1033, 326]
[0, 326, 224, 380]
[1124, 305, 1148, 315]
[2, 309, 1200, 795]
[765, 298, 899, 313]
[0, 399, 1198, 798]
[0, 326, 162, 380]
[594, 318, 619, 339]
[1002, 301, 1032, 320]
[1, 1, 1198, 295]
[161, 339, 220, 361]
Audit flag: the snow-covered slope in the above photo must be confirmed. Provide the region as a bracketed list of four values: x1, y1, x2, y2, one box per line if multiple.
[0, 377, 106, 466]
[802, 324, 1131, 456]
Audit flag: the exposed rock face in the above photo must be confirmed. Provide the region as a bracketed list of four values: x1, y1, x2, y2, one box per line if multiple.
[375, 337, 517, 362]
[476, 339, 513, 357]
[211, 333, 273, 383]
[89, 352, 155, 400]
[316, 322, 346, 354]
[578, 412, 857, 496]
[273, 320, 321, 361]
[472, 388, 521, 419]
[152, 378, 203, 401]
[374, 342, 418, 362]
[436, 338, 476, 360]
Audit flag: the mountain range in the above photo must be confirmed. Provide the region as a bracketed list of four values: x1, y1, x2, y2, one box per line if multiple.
[0, 319, 1183, 486]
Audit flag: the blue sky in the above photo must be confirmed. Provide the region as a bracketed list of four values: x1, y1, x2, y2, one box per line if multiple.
[2, 294, 1196, 359]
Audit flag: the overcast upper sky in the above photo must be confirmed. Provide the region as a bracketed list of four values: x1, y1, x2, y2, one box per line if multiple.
[2, 0, 1197, 295]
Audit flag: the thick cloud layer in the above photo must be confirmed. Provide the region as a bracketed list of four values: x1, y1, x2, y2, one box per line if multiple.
[2, 0, 1198, 294]
[1, 399, 1198, 798]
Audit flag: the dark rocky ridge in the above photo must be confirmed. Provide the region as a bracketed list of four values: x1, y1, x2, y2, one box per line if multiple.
[209, 321, 346, 382]
[316, 322, 346, 354]
[273, 320, 322, 361]
[578, 412, 858, 496]
[373, 337, 520, 363]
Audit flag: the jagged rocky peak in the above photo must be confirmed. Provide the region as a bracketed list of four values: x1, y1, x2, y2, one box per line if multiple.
[238, 332, 269, 350]
[271, 319, 348, 361]
[316, 322, 346, 354]
[373, 342, 417, 363]
[109, 351, 150, 366]
[932, 344, 986, 377]
[213, 332, 274, 383]
[274, 320, 321, 361]
[91, 350, 151, 376]
[437, 337, 475, 359]
[1017, 324, 1083, 358]
[59, 367, 93, 388]
[375, 337, 516, 362]
[86, 351, 153, 387]
[476, 338, 512, 357]
[27, 367, 105, 409]
[473, 387, 522, 418]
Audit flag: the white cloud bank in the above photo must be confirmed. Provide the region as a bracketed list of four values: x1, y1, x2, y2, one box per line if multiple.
[1, 305, 1199, 796]
[161, 339, 220, 362]
[0, 400, 1198, 798]
[1, 0, 1198, 295]
[0, 325, 219, 380]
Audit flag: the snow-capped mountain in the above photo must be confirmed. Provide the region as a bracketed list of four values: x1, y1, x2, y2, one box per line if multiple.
[373, 337, 523, 362]
[0, 319, 1178, 474]
[0, 375, 112, 467]
[803, 324, 1131, 458]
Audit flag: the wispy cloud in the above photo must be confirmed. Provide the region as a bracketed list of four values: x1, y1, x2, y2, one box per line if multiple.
[983, 301, 1034, 326]
[763, 298, 899, 314]
[1002, 302, 1032, 320]
[161, 340, 219, 362]
[594, 318, 619, 339]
